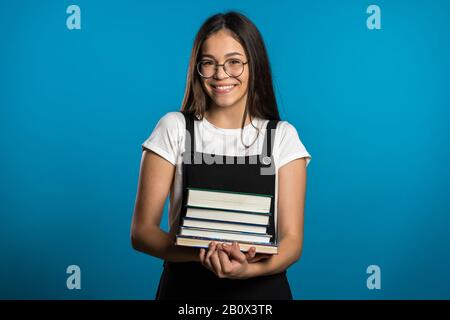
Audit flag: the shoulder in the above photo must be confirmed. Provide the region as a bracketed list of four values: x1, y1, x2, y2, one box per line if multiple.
[275, 120, 300, 139]
[257, 118, 300, 143]
[273, 119, 312, 168]
[156, 111, 185, 131]
[141, 111, 186, 165]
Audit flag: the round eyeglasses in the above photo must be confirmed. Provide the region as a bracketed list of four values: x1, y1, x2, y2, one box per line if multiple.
[197, 58, 248, 78]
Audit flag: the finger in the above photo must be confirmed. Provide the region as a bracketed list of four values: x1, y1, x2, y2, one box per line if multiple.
[210, 250, 223, 276]
[205, 241, 216, 260]
[199, 248, 206, 264]
[218, 246, 232, 274]
[204, 242, 217, 270]
[245, 247, 256, 260]
[228, 242, 246, 263]
[221, 243, 232, 254]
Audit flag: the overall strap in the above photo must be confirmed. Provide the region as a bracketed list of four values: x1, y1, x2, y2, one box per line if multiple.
[182, 111, 195, 158]
[180, 111, 194, 227]
[262, 119, 279, 159]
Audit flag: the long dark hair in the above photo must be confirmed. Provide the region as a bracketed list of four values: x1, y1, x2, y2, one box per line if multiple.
[180, 11, 281, 138]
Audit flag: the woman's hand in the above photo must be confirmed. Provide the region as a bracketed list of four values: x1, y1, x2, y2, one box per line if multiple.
[199, 241, 248, 279]
[199, 241, 269, 279]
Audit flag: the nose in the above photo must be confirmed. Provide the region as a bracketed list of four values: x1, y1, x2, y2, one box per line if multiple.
[213, 64, 229, 80]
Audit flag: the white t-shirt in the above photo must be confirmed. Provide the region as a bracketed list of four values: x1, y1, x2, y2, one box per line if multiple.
[141, 111, 312, 233]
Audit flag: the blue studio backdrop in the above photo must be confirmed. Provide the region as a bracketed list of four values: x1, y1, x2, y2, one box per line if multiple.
[1, 0, 449, 299]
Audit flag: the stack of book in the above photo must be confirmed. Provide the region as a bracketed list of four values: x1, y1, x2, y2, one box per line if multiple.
[175, 187, 278, 254]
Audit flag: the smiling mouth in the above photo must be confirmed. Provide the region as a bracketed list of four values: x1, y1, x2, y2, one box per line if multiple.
[210, 84, 238, 94]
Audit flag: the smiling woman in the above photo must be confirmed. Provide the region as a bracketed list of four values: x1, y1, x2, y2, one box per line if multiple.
[131, 11, 312, 300]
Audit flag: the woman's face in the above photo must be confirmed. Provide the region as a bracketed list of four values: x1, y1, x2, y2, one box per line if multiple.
[199, 29, 249, 109]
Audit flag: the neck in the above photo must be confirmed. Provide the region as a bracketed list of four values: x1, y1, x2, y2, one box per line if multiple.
[205, 96, 251, 129]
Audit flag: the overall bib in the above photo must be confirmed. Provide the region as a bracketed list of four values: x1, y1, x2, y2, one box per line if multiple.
[155, 111, 293, 300]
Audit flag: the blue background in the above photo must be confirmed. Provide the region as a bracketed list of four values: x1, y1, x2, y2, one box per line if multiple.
[1, 0, 449, 299]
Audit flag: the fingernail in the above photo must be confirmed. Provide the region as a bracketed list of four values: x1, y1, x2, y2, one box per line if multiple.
[222, 244, 227, 248]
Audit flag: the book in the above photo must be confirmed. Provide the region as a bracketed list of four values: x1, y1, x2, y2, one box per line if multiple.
[176, 187, 278, 254]
[187, 187, 272, 213]
[185, 206, 270, 225]
[182, 217, 267, 234]
[176, 236, 278, 255]
[179, 226, 272, 243]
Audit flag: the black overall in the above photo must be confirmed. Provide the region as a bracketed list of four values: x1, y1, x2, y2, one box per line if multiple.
[155, 111, 293, 300]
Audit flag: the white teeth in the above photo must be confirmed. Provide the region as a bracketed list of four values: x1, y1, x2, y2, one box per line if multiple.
[215, 85, 235, 90]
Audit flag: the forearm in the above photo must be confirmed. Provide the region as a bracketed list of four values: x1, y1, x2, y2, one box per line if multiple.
[131, 225, 200, 263]
[246, 234, 302, 278]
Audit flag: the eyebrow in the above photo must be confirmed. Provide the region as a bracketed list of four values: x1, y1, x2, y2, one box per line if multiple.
[200, 52, 243, 59]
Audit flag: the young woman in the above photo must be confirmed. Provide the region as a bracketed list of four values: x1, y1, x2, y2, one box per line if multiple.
[131, 11, 311, 300]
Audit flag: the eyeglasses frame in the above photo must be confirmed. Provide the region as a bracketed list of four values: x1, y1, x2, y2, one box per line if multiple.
[196, 58, 249, 79]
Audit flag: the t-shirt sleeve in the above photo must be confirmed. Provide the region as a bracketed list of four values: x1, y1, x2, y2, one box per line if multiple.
[141, 112, 181, 166]
[276, 121, 312, 169]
